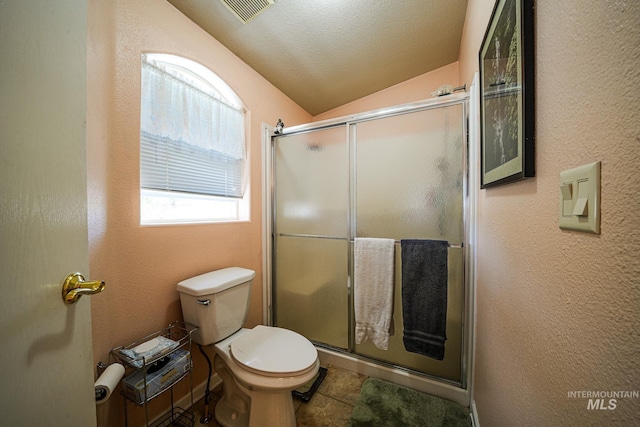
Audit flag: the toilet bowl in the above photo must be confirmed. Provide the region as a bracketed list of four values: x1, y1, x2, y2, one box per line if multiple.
[176, 267, 319, 427]
[212, 326, 319, 427]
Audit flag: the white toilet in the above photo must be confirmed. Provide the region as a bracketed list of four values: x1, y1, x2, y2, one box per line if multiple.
[177, 267, 319, 427]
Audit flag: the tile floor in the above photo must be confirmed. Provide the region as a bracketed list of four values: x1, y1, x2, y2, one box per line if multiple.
[190, 364, 368, 426]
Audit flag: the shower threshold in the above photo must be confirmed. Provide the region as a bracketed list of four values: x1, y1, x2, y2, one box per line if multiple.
[315, 345, 469, 408]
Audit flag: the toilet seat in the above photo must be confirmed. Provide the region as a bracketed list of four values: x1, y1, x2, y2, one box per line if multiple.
[230, 325, 317, 377]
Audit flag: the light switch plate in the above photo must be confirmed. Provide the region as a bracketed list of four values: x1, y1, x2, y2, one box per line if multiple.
[559, 161, 600, 234]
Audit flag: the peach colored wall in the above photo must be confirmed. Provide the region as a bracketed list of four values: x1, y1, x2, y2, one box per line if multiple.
[458, 0, 496, 89]
[86, 0, 640, 425]
[459, 1, 640, 426]
[86, 0, 311, 425]
[313, 62, 460, 121]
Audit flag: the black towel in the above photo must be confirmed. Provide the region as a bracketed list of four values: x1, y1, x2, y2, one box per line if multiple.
[401, 239, 448, 360]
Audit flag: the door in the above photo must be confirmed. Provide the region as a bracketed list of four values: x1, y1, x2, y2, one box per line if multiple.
[0, 1, 97, 426]
[352, 104, 466, 382]
[271, 101, 467, 384]
[273, 125, 350, 349]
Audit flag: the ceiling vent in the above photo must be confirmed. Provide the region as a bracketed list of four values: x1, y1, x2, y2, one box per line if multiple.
[221, 0, 275, 24]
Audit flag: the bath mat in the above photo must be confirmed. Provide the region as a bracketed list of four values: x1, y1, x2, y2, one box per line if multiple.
[349, 378, 471, 427]
[292, 366, 327, 403]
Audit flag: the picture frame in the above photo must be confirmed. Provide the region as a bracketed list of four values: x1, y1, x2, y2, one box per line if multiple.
[479, 0, 535, 188]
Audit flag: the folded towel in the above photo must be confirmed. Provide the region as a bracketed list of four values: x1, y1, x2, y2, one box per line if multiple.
[354, 238, 395, 350]
[401, 239, 448, 360]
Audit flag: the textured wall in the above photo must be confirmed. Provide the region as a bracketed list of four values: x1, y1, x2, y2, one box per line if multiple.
[460, 0, 640, 425]
[86, 0, 311, 425]
[85, 0, 640, 425]
[313, 61, 459, 122]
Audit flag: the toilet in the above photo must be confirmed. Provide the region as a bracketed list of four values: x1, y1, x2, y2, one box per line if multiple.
[177, 267, 319, 427]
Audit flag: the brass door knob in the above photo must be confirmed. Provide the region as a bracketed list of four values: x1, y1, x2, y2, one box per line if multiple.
[62, 272, 105, 304]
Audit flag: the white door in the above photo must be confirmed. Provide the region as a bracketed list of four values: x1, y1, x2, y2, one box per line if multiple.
[0, 1, 97, 426]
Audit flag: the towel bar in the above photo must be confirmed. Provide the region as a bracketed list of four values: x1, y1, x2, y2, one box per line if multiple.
[276, 233, 463, 248]
[391, 240, 463, 248]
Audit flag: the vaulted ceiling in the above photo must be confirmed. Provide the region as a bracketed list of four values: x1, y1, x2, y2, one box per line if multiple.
[168, 0, 469, 115]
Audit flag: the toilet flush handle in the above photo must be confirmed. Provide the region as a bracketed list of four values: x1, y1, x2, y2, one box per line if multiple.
[197, 299, 211, 306]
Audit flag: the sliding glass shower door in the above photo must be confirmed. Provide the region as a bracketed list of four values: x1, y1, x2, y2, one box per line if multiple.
[272, 99, 467, 384]
[352, 104, 465, 383]
[273, 125, 350, 349]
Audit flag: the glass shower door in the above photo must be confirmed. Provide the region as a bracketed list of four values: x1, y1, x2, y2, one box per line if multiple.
[273, 125, 349, 349]
[271, 99, 468, 385]
[353, 104, 465, 382]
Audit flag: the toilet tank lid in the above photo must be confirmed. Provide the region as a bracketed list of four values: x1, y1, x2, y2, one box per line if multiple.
[177, 267, 255, 296]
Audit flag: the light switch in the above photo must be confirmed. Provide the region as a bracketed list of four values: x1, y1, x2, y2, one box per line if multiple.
[559, 162, 600, 234]
[572, 180, 589, 216]
[560, 183, 573, 217]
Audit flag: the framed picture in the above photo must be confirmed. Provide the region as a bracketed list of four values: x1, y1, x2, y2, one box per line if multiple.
[479, 0, 535, 188]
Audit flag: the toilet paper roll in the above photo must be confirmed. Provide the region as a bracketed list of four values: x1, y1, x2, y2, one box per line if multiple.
[94, 363, 125, 404]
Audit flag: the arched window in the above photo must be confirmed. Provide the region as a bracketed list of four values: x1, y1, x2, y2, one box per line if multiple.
[140, 53, 248, 224]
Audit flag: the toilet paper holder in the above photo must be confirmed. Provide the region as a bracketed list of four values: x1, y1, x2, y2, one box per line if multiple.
[97, 361, 108, 376]
[95, 362, 125, 405]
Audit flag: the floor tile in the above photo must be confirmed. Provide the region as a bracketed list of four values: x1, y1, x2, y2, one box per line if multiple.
[296, 392, 354, 427]
[317, 365, 368, 406]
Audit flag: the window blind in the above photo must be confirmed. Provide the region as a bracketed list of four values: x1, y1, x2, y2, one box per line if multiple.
[140, 56, 246, 198]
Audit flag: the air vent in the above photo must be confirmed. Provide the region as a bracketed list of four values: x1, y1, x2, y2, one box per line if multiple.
[221, 0, 275, 24]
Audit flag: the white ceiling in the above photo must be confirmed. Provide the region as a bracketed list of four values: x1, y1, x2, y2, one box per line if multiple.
[167, 0, 469, 115]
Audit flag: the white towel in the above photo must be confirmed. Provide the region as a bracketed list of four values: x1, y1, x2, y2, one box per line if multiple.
[354, 238, 395, 350]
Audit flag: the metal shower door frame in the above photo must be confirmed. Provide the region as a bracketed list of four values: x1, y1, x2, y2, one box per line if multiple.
[268, 92, 471, 388]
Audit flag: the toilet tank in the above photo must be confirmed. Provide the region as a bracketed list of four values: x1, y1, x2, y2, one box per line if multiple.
[177, 267, 255, 345]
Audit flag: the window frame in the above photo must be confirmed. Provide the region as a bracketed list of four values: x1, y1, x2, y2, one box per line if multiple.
[139, 53, 250, 225]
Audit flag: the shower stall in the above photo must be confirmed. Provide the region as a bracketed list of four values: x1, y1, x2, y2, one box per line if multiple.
[266, 92, 474, 398]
